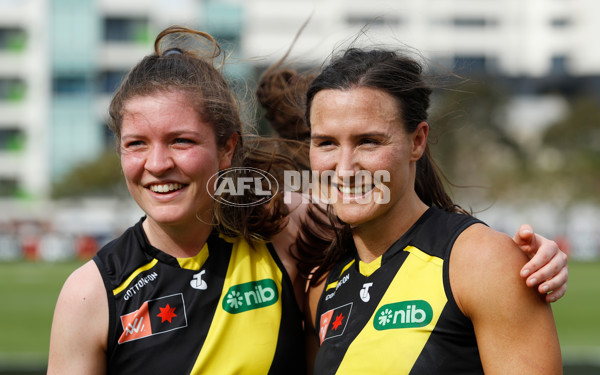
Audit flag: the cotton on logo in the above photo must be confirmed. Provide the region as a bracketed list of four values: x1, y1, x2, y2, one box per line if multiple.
[207, 168, 279, 207]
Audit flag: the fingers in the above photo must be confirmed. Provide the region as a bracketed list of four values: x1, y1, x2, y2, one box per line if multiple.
[513, 224, 535, 254]
[513, 224, 569, 303]
[520, 240, 556, 278]
[544, 282, 567, 303]
[526, 256, 568, 304]
[524, 247, 567, 286]
[532, 264, 568, 291]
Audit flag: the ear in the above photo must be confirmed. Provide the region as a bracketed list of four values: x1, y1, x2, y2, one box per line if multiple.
[410, 122, 429, 161]
[218, 131, 239, 170]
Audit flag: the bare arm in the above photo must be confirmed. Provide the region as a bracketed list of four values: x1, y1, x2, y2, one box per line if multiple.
[270, 192, 312, 308]
[452, 224, 562, 375]
[48, 260, 108, 375]
[305, 274, 327, 375]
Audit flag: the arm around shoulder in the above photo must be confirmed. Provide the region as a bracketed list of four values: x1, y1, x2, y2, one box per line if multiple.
[305, 273, 327, 375]
[450, 224, 562, 375]
[270, 192, 311, 305]
[48, 260, 108, 375]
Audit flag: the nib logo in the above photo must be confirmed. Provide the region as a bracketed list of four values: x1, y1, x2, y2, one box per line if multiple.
[222, 279, 279, 314]
[373, 300, 433, 330]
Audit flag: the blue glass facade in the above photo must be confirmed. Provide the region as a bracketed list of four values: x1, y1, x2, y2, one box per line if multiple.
[50, 0, 99, 180]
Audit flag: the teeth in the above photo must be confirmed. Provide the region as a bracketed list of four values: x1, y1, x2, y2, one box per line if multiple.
[150, 183, 183, 193]
[338, 185, 373, 195]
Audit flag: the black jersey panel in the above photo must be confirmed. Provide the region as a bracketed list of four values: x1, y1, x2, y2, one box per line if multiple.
[313, 207, 484, 375]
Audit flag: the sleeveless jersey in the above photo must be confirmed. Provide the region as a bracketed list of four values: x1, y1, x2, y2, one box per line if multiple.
[314, 207, 484, 375]
[93, 218, 304, 374]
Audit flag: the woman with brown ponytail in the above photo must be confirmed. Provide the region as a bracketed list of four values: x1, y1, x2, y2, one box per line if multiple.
[297, 48, 562, 374]
[48, 25, 566, 374]
[48, 26, 309, 374]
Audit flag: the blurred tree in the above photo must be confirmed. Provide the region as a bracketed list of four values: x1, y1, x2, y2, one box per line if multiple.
[430, 78, 600, 205]
[429, 80, 528, 204]
[541, 96, 600, 202]
[51, 151, 127, 199]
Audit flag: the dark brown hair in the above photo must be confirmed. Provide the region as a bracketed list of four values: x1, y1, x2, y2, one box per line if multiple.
[296, 48, 468, 282]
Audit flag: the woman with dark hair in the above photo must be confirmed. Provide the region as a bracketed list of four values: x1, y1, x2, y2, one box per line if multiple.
[48, 26, 308, 374]
[296, 49, 562, 374]
[48, 25, 565, 374]
[257, 60, 568, 305]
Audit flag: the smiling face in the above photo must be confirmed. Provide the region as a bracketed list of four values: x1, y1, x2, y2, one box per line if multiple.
[120, 90, 236, 229]
[309, 87, 428, 229]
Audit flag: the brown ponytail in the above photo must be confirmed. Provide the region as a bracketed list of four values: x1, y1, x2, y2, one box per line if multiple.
[109, 25, 305, 245]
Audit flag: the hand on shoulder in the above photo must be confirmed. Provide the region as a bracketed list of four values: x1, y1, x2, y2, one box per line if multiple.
[449, 224, 562, 374]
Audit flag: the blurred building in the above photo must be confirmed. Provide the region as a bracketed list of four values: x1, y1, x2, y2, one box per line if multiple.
[247, 0, 600, 78]
[0, 1, 49, 199]
[0, 0, 244, 202]
[0, 0, 599, 201]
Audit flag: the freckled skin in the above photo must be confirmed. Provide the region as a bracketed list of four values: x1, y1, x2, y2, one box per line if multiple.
[309, 87, 427, 241]
[119, 91, 233, 231]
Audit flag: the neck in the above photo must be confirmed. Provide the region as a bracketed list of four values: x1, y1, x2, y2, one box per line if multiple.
[352, 197, 428, 263]
[143, 217, 213, 258]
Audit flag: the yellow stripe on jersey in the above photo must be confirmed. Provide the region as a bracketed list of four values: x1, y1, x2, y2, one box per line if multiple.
[177, 242, 209, 271]
[112, 258, 159, 296]
[326, 259, 356, 291]
[404, 245, 443, 267]
[358, 256, 382, 277]
[336, 245, 447, 374]
[190, 237, 283, 374]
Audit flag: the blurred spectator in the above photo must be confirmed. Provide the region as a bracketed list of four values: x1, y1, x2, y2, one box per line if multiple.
[0, 221, 21, 261]
[75, 235, 98, 260]
[18, 220, 42, 261]
[38, 230, 75, 262]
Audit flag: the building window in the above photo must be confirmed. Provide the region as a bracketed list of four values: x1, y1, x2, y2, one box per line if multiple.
[452, 17, 497, 28]
[103, 17, 149, 43]
[550, 55, 569, 75]
[0, 128, 25, 152]
[453, 55, 488, 75]
[551, 18, 571, 28]
[346, 15, 402, 27]
[98, 70, 127, 94]
[53, 76, 89, 95]
[204, 2, 243, 40]
[0, 78, 26, 102]
[0, 178, 18, 197]
[0, 27, 27, 52]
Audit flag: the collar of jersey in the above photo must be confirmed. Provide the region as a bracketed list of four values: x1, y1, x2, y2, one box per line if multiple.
[350, 207, 436, 277]
[358, 256, 382, 277]
[137, 218, 213, 271]
[176, 241, 210, 270]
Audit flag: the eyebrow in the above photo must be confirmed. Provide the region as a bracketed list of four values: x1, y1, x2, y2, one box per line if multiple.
[311, 132, 388, 139]
[121, 129, 202, 138]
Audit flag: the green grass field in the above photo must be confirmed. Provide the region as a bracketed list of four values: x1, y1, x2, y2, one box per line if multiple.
[551, 261, 600, 365]
[0, 260, 86, 369]
[0, 260, 598, 371]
